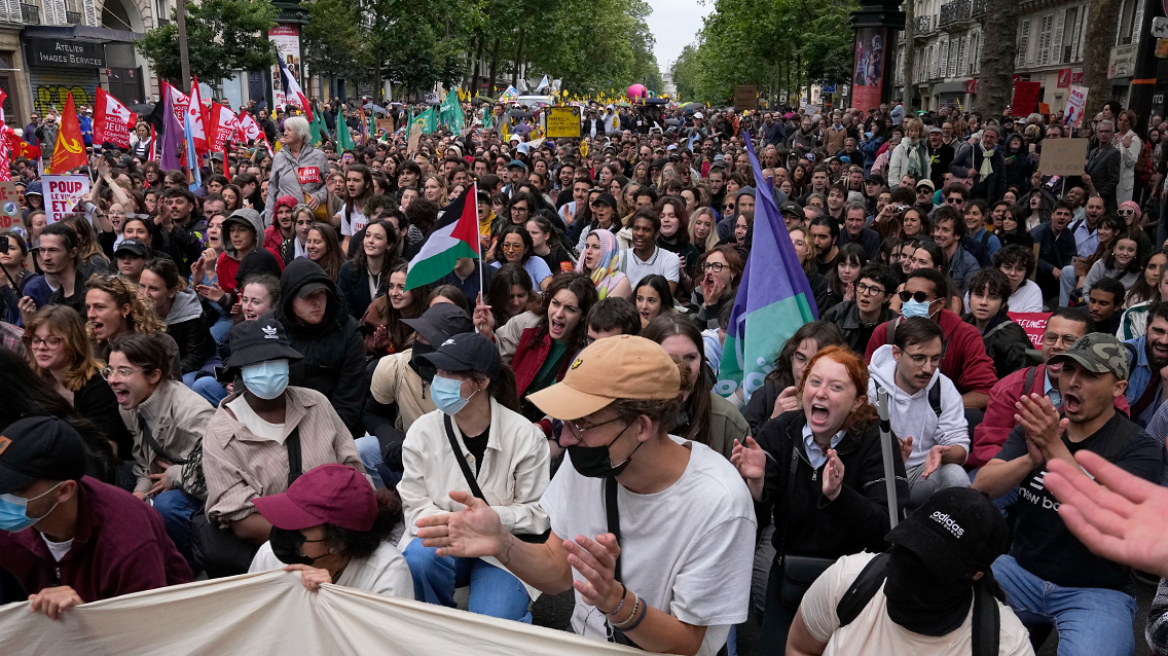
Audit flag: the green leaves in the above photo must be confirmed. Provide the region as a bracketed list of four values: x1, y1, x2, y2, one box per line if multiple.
[136, 0, 278, 84]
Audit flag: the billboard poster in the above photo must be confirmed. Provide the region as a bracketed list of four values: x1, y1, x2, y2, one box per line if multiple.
[852, 28, 887, 111]
[269, 25, 303, 110]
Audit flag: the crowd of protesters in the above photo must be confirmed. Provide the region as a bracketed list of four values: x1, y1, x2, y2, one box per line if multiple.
[2, 93, 1168, 656]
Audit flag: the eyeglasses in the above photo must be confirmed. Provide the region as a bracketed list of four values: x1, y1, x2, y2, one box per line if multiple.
[1118, 208, 1136, 217]
[906, 353, 944, 368]
[556, 415, 627, 447]
[511, 206, 529, 214]
[723, 204, 735, 211]
[100, 366, 147, 380]
[28, 336, 63, 348]
[501, 243, 523, 252]
[898, 290, 936, 303]
[855, 282, 886, 297]
[1042, 332, 1079, 347]
[945, 197, 964, 205]
[700, 261, 726, 273]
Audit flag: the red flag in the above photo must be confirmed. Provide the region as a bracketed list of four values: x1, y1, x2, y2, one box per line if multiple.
[149, 124, 157, 161]
[47, 92, 88, 174]
[6, 127, 39, 161]
[186, 77, 209, 156]
[238, 111, 262, 143]
[209, 103, 239, 153]
[94, 88, 132, 149]
[0, 120, 10, 181]
[0, 87, 7, 123]
[165, 81, 190, 129]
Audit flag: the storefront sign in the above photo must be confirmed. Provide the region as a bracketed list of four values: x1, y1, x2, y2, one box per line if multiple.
[1109, 44, 1138, 79]
[26, 38, 105, 69]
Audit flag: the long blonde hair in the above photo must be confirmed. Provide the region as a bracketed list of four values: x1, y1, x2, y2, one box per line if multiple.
[23, 305, 105, 391]
[688, 207, 721, 253]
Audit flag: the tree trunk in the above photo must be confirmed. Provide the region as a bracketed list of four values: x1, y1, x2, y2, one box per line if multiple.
[902, 6, 915, 112]
[488, 37, 502, 96]
[1083, 0, 1123, 118]
[510, 27, 524, 88]
[471, 34, 483, 95]
[974, 0, 1020, 114]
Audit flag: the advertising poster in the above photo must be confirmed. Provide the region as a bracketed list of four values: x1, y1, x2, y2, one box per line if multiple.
[269, 25, 302, 110]
[852, 28, 887, 111]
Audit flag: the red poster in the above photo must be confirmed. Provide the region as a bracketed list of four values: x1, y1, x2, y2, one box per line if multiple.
[1057, 69, 1072, 88]
[1011, 81, 1041, 117]
[852, 28, 887, 110]
[296, 166, 321, 185]
[965, 79, 978, 95]
[1008, 312, 1053, 348]
[1071, 69, 1084, 84]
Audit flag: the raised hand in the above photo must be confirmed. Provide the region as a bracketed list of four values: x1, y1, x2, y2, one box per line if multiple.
[731, 437, 766, 501]
[771, 386, 800, 418]
[563, 534, 626, 614]
[416, 490, 508, 559]
[898, 435, 914, 463]
[822, 449, 845, 501]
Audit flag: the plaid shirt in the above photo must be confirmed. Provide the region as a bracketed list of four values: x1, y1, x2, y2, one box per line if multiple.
[0, 321, 24, 358]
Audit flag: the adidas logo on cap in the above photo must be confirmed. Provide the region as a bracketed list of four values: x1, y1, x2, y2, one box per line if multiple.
[263, 325, 278, 339]
[929, 511, 965, 538]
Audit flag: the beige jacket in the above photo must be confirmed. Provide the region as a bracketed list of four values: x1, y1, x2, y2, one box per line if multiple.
[203, 386, 367, 527]
[121, 380, 215, 495]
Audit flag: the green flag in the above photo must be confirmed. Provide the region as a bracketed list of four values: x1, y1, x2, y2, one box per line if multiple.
[368, 108, 376, 141]
[439, 90, 464, 133]
[413, 107, 437, 134]
[336, 117, 355, 151]
[482, 112, 493, 129]
[309, 113, 323, 146]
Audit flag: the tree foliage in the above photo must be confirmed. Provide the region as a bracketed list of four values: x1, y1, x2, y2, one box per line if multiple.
[136, 0, 278, 84]
[671, 0, 858, 105]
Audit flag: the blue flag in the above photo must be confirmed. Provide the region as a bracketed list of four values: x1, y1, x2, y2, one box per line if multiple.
[715, 132, 819, 401]
[183, 112, 203, 192]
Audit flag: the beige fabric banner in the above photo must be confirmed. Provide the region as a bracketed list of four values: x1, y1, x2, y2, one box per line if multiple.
[0, 570, 652, 656]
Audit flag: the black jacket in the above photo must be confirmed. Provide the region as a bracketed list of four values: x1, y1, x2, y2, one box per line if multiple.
[949, 144, 1006, 202]
[1085, 143, 1122, 214]
[336, 260, 377, 320]
[821, 301, 897, 354]
[277, 258, 366, 437]
[163, 292, 217, 375]
[968, 312, 1032, 379]
[756, 411, 908, 559]
[74, 373, 135, 460]
[1030, 221, 1076, 282]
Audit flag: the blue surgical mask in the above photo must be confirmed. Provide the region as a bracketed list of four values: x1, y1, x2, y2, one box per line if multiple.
[242, 360, 290, 400]
[0, 482, 63, 532]
[901, 298, 934, 319]
[431, 374, 475, 416]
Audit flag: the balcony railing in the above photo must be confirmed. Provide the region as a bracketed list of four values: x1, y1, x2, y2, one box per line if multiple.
[916, 15, 933, 34]
[939, 0, 987, 28]
[20, 2, 39, 23]
[65, 9, 80, 23]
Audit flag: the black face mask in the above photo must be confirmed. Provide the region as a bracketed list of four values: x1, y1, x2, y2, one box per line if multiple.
[269, 527, 320, 566]
[567, 421, 640, 478]
[883, 546, 973, 636]
[409, 340, 437, 384]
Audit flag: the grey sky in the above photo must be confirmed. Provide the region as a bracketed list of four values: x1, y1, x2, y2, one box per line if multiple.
[645, 0, 713, 71]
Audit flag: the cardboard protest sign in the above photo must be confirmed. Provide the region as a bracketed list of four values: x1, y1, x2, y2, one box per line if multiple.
[43, 175, 90, 224]
[0, 181, 19, 230]
[546, 107, 581, 138]
[1039, 139, 1090, 177]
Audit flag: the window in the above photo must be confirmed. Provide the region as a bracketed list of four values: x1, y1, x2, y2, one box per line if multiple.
[948, 38, 958, 77]
[1119, 0, 1143, 45]
[1064, 8, 1080, 63]
[1016, 19, 1031, 68]
[1077, 4, 1089, 61]
[971, 32, 982, 73]
[1037, 14, 1054, 66]
[957, 34, 968, 76]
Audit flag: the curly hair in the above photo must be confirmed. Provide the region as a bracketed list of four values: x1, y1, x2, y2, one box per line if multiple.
[795, 345, 878, 434]
[84, 274, 165, 340]
[321, 488, 404, 560]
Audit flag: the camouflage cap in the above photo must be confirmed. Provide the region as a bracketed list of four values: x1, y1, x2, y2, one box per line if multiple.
[1047, 332, 1130, 381]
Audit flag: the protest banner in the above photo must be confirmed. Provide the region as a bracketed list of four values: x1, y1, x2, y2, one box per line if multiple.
[407, 124, 422, 155]
[1009, 312, 1053, 349]
[1037, 139, 1089, 177]
[1065, 85, 1088, 128]
[43, 174, 90, 224]
[546, 106, 581, 138]
[0, 181, 19, 229]
[734, 85, 758, 112]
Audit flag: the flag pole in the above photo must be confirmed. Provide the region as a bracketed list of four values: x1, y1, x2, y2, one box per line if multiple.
[475, 181, 485, 330]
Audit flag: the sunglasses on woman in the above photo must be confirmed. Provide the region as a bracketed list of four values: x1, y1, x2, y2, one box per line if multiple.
[898, 290, 935, 303]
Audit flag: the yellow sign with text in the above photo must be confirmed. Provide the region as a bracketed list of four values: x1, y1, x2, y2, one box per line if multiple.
[546, 106, 581, 138]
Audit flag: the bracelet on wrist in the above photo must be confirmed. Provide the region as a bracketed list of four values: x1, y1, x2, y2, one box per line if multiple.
[610, 594, 641, 628]
[617, 597, 649, 632]
[602, 583, 628, 617]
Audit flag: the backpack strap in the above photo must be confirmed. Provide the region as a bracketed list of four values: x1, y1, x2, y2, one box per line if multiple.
[971, 581, 1000, 656]
[606, 475, 622, 581]
[980, 230, 991, 248]
[885, 317, 899, 346]
[1024, 366, 1037, 395]
[928, 381, 942, 418]
[836, 552, 892, 626]
[285, 425, 303, 488]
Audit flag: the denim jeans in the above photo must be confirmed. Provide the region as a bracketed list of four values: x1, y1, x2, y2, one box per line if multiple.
[402, 540, 532, 623]
[153, 488, 204, 565]
[355, 435, 401, 489]
[1060, 266, 1079, 307]
[992, 554, 1137, 656]
[183, 371, 228, 407]
[906, 461, 970, 508]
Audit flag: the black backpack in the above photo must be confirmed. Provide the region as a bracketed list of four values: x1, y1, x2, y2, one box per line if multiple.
[836, 553, 1000, 656]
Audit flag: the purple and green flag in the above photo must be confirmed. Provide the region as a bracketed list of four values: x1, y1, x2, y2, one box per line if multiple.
[715, 132, 819, 401]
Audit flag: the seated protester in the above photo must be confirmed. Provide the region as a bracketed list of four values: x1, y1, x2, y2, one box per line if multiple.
[0, 416, 192, 618]
[398, 332, 549, 622]
[1031, 199, 1076, 300]
[418, 336, 756, 656]
[106, 333, 213, 563]
[965, 269, 1032, 379]
[200, 320, 367, 578]
[621, 209, 682, 297]
[983, 244, 1043, 313]
[963, 198, 1001, 256]
[1123, 302, 1168, 427]
[867, 317, 971, 508]
[1118, 254, 1168, 339]
[734, 345, 909, 648]
[264, 195, 298, 259]
[838, 202, 880, 261]
[528, 214, 575, 276]
[23, 306, 134, 461]
[490, 223, 553, 290]
[930, 206, 979, 294]
[865, 268, 998, 411]
[278, 205, 315, 265]
[584, 296, 642, 344]
[633, 274, 675, 330]
[427, 286, 470, 313]
[576, 228, 631, 300]
[337, 166, 374, 256]
[692, 245, 743, 329]
[239, 274, 280, 321]
[113, 238, 151, 285]
[1082, 230, 1141, 298]
[644, 313, 750, 461]
[742, 322, 846, 434]
[360, 262, 428, 356]
[787, 488, 1031, 656]
[276, 258, 366, 437]
[338, 219, 397, 321]
[822, 263, 898, 355]
[139, 258, 220, 398]
[249, 464, 413, 599]
[84, 275, 181, 379]
[973, 333, 1164, 656]
[1088, 277, 1127, 337]
[19, 222, 88, 318]
[1123, 248, 1166, 311]
[437, 256, 493, 306]
[215, 208, 284, 302]
[820, 243, 867, 311]
[360, 304, 475, 489]
[484, 263, 537, 332]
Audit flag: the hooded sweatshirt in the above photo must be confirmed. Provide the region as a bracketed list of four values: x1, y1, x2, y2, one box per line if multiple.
[216, 209, 284, 295]
[866, 344, 969, 470]
[162, 289, 216, 375]
[276, 258, 365, 436]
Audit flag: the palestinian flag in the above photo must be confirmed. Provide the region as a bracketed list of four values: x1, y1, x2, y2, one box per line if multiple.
[406, 183, 480, 290]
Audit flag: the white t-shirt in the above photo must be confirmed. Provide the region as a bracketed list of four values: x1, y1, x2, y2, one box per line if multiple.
[337, 205, 369, 237]
[249, 540, 414, 600]
[621, 245, 681, 285]
[962, 279, 1043, 314]
[800, 553, 1033, 656]
[226, 396, 285, 442]
[41, 535, 73, 562]
[539, 438, 756, 656]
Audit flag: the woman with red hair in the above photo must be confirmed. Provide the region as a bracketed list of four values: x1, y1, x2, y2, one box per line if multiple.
[731, 345, 908, 652]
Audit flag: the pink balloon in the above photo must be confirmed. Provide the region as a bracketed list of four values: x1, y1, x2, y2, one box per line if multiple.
[627, 84, 646, 100]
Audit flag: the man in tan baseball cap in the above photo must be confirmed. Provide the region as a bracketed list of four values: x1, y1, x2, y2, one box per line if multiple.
[415, 334, 756, 656]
